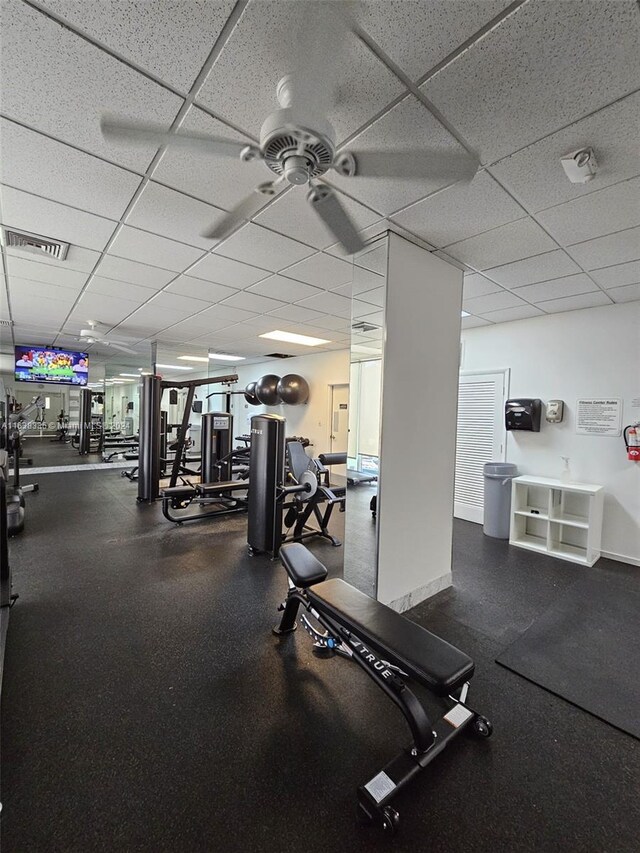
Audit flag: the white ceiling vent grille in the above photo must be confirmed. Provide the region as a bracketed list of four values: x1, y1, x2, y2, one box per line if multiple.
[1, 227, 69, 260]
[352, 321, 379, 333]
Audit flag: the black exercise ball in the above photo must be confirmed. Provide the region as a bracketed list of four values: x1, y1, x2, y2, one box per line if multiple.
[255, 374, 282, 406]
[244, 381, 260, 405]
[277, 374, 309, 405]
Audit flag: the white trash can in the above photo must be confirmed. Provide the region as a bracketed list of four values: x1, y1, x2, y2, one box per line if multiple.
[483, 462, 518, 539]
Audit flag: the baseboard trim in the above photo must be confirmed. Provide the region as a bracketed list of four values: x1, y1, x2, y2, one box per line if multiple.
[601, 550, 640, 568]
[386, 572, 453, 613]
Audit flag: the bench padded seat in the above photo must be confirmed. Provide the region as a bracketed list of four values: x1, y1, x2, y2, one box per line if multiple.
[280, 543, 328, 588]
[307, 578, 474, 695]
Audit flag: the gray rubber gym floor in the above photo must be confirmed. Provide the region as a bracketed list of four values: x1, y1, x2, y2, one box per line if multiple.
[2, 469, 639, 852]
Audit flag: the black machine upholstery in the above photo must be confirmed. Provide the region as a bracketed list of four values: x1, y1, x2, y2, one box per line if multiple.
[280, 543, 328, 588]
[308, 578, 474, 695]
[286, 441, 315, 482]
[318, 452, 347, 466]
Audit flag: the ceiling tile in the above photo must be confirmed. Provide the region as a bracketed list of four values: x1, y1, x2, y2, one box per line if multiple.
[196, 0, 403, 143]
[484, 250, 581, 289]
[188, 252, 270, 288]
[461, 315, 493, 329]
[94, 254, 175, 289]
[356, 286, 386, 308]
[566, 226, 640, 270]
[72, 290, 145, 326]
[283, 253, 353, 289]
[537, 291, 612, 314]
[215, 223, 315, 272]
[247, 275, 321, 303]
[352, 266, 385, 295]
[391, 170, 523, 247]
[255, 183, 381, 250]
[0, 185, 116, 252]
[164, 275, 237, 303]
[109, 225, 203, 272]
[6, 256, 88, 289]
[86, 276, 157, 303]
[305, 314, 354, 332]
[444, 218, 557, 270]
[422, 0, 640, 163]
[11, 292, 71, 324]
[0, 0, 183, 172]
[266, 304, 326, 324]
[148, 291, 209, 314]
[4, 244, 101, 274]
[354, 309, 384, 326]
[153, 106, 266, 209]
[590, 260, 640, 289]
[480, 305, 545, 323]
[41, 0, 235, 92]
[329, 96, 469, 215]
[431, 249, 468, 271]
[126, 182, 225, 250]
[490, 90, 640, 211]
[513, 274, 597, 303]
[186, 304, 258, 327]
[537, 177, 640, 247]
[325, 225, 390, 264]
[606, 283, 640, 303]
[359, 0, 511, 82]
[297, 291, 353, 319]
[0, 118, 142, 220]
[352, 299, 381, 319]
[463, 290, 526, 313]
[219, 290, 285, 314]
[10, 277, 82, 302]
[463, 273, 502, 299]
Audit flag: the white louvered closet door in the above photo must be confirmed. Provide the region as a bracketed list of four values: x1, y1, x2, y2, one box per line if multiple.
[454, 371, 507, 523]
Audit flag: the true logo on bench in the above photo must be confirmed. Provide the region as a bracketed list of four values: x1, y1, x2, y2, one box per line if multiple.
[351, 640, 393, 679]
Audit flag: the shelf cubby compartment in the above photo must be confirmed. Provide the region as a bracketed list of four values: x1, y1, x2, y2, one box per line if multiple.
[510, 513, 549, 554]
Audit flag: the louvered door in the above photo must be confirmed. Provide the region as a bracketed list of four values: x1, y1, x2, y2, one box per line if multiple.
[454, 371, 507, 523]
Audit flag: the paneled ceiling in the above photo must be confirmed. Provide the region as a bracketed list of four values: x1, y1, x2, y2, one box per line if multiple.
[1, 0, 639, 375]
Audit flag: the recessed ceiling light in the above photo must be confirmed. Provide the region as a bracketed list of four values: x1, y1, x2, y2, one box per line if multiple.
[461, 311, 470, 317]
[155, 363, 193, 371]
[177, 355, 209, 363]
[209, 352, 245, 361]
[259, 330, 330, 347]
[119, 373, 142, 377]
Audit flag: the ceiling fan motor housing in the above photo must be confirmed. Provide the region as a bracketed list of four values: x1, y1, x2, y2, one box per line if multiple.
[260, 107, 335, 184]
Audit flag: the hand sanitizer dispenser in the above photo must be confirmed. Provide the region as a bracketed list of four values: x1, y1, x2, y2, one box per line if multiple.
[505, 398, 542, 432]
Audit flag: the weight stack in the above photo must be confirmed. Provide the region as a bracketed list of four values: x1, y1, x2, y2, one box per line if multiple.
[201, 412, 232, 484]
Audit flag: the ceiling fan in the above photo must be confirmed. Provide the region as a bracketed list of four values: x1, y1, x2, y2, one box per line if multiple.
[101, 2, 478, 255]
[77, 322, 138, 355]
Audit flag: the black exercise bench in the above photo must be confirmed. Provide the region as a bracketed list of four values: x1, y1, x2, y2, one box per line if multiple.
[160, 479, 249, 524]
[273, 543, 492, 834]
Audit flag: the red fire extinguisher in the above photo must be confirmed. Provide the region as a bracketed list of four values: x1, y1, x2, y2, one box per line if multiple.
[624, 423, 640, 461]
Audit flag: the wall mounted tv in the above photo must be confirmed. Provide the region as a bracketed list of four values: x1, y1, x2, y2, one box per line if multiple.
[15, 346, 89, 386]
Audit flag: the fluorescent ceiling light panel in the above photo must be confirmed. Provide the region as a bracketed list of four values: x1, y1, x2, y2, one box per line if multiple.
[177, 356, 209, 363]
[259, 330, 330, 346]
[209, 352, 245, 361]
[155, 363, 193, 371]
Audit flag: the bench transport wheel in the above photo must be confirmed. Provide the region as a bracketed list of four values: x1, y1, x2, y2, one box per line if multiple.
[473, 715, 493, 738]
[381, 806, 400, 834]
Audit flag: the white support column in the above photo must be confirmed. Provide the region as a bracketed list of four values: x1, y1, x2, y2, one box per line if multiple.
[376, 233, 463, 611]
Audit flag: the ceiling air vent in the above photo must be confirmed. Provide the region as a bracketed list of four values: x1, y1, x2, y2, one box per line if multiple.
[265, 352, 294, 359]
[1, 227, 69, 260]
[352, 321, 379, 333]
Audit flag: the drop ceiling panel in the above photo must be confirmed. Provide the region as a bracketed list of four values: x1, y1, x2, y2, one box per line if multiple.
[10, 277, 83, 303]
[11, 294, 70, 324]
[590, 260, 640, 289]
[73, 290, 149, 326]
[462, 273, 502, 300]
[164, 275, 237, 303]
[391, 171, 523, 247]
[126, 182, 224, 250]
[443, 218, 557, 270]
[153, 106, 265, 209]
[536, 178, 640, 247]
[186, 304, 259, 327]
[490, 90, 640, 212]
[513, 274, 598, 304]
[537, 291, 612, 314]
[188, 252, 270, 288]
[283, 253, 353, 289]
[4, 244, 101, 274]
[484, 250, 581, 289]
[220, 290, 286, 314]
[350, 266, 384, 296]
[305, 314, 353, 331]
[41, 0, 235, 91]
[266, 304, 326, 324]
[0, 185, 116, 252]
[461, 315, 492, 329]
[356, 287, 386, 308]
[480, 305, 545, 323]
[109, 225, 204, 272]
[359, 0, 511, 82]
[607, 283, 640, 303]
[197, 0, 403, 143]
[86, 276, 157, 303]
[0, 119, 142, 221]
[566, 226, 640, 270]
[0, 0, 183, 172]
[422, 0, 640, 163]
[246, 275, 321, 303]
[329, 96, 469, 215]
[463, 290, 526, 314]
[295, 290, 353, 319]
[214, 224, 315, 272]
[6, 256, 89, 290]
[94, 255, 175, 289]
[255, 184, 381, 250]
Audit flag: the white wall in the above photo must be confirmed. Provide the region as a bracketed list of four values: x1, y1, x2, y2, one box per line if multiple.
[210, 349, 350, 454]
[462, 302, 640, 565]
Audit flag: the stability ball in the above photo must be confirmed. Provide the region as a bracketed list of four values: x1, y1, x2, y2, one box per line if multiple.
[277, 374, 309, 405]
[255, 374, 282, 406]
[244, 382, 260, 405]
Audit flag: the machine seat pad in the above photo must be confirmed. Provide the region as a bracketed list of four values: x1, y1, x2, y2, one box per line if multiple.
[307, 578, 474, 695]
[280, 543, 328, 588]
[161, 485, 196, 499]
[196, 480, 249, 496]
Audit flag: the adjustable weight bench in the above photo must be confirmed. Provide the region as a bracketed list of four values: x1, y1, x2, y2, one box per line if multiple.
[273, 543, 492, 834]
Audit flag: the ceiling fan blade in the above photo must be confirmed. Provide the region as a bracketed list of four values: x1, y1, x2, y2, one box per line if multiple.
[201, 181, 284, 240]
[307, 185, 365, 256]
[101, 116, 255, 159]
[105, 341, 138, 355]
[334, 149, 479, 182]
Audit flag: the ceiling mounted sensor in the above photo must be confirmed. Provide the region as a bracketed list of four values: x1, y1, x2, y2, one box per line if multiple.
[560, 147, 597, 183]
[77, 321, 138, 354]
[100, 2, 478, 256]
[1, 226, 69, 261]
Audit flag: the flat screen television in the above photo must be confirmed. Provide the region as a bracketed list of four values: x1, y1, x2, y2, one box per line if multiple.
[15, 346, 89, 386]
